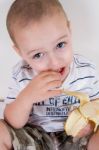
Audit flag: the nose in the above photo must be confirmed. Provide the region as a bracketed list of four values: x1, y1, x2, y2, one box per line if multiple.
[48, 55, 62, 70]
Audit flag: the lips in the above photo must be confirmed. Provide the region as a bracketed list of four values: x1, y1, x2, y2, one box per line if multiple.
[58, 67, 65, 75]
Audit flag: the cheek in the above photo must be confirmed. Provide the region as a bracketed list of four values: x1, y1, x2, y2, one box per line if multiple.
[63, 48, 73, 64]
[30, 62, 48, 73]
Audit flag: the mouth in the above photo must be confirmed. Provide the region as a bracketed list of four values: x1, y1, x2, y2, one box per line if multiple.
[57, 67, 65, 75]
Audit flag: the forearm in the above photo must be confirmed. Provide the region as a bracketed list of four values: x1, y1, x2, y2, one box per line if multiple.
[4, 71, 62, 128]
[4, 90, 33, 129]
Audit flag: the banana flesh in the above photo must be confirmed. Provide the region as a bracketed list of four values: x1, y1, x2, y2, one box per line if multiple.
[65, 109, 88, 137]
[63, 90, 99, 137]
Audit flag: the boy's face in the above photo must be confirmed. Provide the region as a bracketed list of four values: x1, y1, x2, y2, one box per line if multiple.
[14, 13, 73, 82]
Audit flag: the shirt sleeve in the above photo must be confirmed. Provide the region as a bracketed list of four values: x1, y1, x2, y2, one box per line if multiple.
[0, 74, 20, 119]
[89, 68, 99, 100]
[5, 76, 20, 104]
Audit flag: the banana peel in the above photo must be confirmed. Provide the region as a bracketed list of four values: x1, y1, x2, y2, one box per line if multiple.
[80, 101, 99, 131]
[63, 90, 99, 137]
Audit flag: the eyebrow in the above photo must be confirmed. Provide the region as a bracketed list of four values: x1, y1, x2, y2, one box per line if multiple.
[27, 34, 68, 55]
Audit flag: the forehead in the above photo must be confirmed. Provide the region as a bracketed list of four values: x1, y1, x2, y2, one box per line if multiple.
[14, 13, 70, 51]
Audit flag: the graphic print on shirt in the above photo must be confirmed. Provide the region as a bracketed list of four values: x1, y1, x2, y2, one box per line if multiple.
[30, 95, 80, 117]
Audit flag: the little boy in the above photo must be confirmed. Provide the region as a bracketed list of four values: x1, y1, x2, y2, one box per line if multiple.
[0, 0, 99, 149]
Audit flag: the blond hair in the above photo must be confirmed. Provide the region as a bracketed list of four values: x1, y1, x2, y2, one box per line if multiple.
[6, 0, 68, 44]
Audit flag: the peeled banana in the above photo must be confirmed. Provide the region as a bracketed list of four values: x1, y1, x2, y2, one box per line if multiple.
[63, 90, 99, 137]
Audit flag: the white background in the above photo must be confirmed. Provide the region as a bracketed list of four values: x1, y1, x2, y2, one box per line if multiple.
[0, 0, 99, 97]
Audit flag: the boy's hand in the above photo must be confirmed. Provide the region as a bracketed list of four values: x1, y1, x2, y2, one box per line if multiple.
[22, 71, 62, 103]
[4, 71, 62, 128]
[76, 121, 94, 138]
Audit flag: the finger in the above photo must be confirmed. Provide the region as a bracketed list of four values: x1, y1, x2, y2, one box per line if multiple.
[45, 80, 62, 90]
[40, 71, 61, 80]
[46, 89, 62, 98]
[43, 75, 61, 84]
[77, 122, 94, 138]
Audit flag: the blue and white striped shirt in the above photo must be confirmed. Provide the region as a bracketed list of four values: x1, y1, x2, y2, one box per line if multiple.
[5, 54, 99, 132]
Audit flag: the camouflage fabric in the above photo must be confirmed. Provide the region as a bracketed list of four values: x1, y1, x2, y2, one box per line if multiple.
[2, 120, 92, 150]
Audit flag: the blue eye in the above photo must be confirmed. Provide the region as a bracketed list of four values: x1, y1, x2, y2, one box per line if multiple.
[57, 42, 65, 49]
[33, 53, 43, 59]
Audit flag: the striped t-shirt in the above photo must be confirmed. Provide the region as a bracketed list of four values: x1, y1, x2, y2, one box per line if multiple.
[5, 54, 99, 132]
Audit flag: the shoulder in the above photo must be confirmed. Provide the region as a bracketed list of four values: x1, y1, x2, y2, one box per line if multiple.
[73, 54, 97, 75]
[12, 60, 33, 81]
[71, 54, 99, 86]
[73, 54, 96, 69]
[72, 54, 99, 90]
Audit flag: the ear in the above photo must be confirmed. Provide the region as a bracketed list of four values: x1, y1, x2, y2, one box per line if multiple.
[13, 45, 22, 57]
